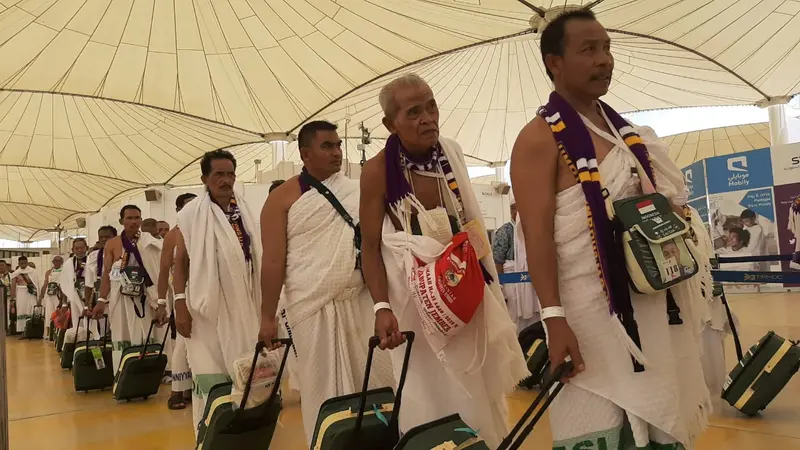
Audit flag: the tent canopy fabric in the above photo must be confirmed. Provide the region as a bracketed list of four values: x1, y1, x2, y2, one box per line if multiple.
[664, 121, 772, 169]
[1, 0, 799, 234]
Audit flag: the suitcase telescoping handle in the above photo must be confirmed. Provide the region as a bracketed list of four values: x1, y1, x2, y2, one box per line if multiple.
[238, 338, 293, 412]
[83, 314, 110, 349]
[140, 319, 172, 360]
[497, 361, 574, 450]
[354, 331, 416, 432]
[718, 289, 743, 361]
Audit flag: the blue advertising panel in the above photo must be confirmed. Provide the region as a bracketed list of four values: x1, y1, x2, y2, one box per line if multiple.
[706, 148, 773, 194]
[739, 188, 775, 222]
[682, 160, 707, 200]
[688, 197, 709, 224]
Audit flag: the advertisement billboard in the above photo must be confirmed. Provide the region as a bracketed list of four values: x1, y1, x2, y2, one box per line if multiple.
[706, 148, 773, 194]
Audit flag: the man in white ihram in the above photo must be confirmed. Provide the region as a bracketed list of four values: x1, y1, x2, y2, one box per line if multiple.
[10, 256, 40, 334]
[259, 120, 394, 445]
[59, 239, 92, 341]
[173, 150, 262, 435]
[359, 74, 529, 448]
[92, 205, 162, 373]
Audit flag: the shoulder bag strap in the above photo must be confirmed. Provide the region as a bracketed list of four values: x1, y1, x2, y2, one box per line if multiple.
[299, 172, 357, 230]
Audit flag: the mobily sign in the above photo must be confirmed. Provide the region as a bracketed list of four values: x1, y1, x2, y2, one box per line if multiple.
[706, 148, 773, 194]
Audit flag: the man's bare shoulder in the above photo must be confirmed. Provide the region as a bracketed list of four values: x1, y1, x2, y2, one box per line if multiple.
[163, 228, 178, 249]
[361, 150, 386, 184]
[107, 236, 122, 252]
[266, 175, 302, 211]
[516, 116, 558, 152]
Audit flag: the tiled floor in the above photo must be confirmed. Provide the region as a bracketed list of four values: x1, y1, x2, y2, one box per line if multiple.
[7, 293, 800, 449]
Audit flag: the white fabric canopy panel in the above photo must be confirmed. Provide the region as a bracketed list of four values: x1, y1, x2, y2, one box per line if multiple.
[663, 121, 772, 169]
[2, 0, 800, 232]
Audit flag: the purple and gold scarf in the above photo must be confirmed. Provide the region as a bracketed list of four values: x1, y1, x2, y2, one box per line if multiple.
[540, 91, 657, 371]
[121, 231, 153, 287]
[222, 196, 252, 263]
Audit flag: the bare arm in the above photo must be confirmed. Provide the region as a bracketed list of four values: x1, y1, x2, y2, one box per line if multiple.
[259, 189, 289, 322]
[173, 230, 188, 297]
[40, 270, 51, 299]
[512, 117, 585, 377]
[510, 119, 562, 310]
[98, 243, 115, 300]
[359, 155, 390, 305]
[157, 231, 176, 300]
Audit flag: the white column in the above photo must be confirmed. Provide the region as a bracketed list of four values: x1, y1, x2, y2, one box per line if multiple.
[271, 141, 287, 167]
[495, 166, 505, 182]
[768, 104, 789, 146]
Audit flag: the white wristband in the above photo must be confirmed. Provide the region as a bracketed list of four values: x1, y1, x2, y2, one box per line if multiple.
[157, 298, 167, 306]
[97, 298, 109, 304]
[373, 302, 392, 315]
[541, 306, 566, 321]
[174, 293, 186, 301]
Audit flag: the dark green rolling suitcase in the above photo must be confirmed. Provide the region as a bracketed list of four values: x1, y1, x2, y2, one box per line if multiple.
[310, 331, 415, 450]
[195, 339, 292, 450]
[56, 327, 67, 354]
[73, 316, 113, 392]
[722, 331, 800, 416]
[112, 320, 169, 401]
[61, 316, 93, 369]
[23, 305, 45, 339]
[395, 414, 490, 449]
[716, 285, 800, 416]
[394, 362, 572, 450]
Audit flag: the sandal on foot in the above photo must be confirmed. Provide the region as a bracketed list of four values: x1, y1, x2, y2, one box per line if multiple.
[168, 394, 186, 410]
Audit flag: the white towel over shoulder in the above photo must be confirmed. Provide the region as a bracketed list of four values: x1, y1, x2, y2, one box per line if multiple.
[177, 190, 262, 374]
[283, 173, 360, 325]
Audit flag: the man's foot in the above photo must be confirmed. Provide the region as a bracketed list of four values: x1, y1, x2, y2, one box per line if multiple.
[167, 392, 186, 410]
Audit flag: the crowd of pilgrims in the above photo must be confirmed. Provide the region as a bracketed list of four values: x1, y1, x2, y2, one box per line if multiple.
[0, 11, 729, 450]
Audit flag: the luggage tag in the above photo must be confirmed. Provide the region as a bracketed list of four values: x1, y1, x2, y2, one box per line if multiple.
[91, 347, 106, 370]
[662, 256, 681, 282]
[432, 442, 457, 450]
[463, 219, 490, 260]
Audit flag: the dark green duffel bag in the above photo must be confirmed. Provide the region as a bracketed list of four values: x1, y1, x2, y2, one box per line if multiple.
[310, 332, 414, 450]
[722, 331, 800, 416]
[194, 339, 291, 450]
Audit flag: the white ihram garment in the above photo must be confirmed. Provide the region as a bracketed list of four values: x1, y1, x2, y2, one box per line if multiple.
[167, 257, 192, 393]
[43, 268, 63, 332]
[11, 267, 40, 332]
[380, 137, 529, 449]
[177, 190, 262, 436]
[84, 249, 108, 334]
[59, 256, 99, 343]
[505, 218, 540, 332]
[107, 233, 162, 373]
[546, 120, 710, 448]
[283, 173, 394, 445]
